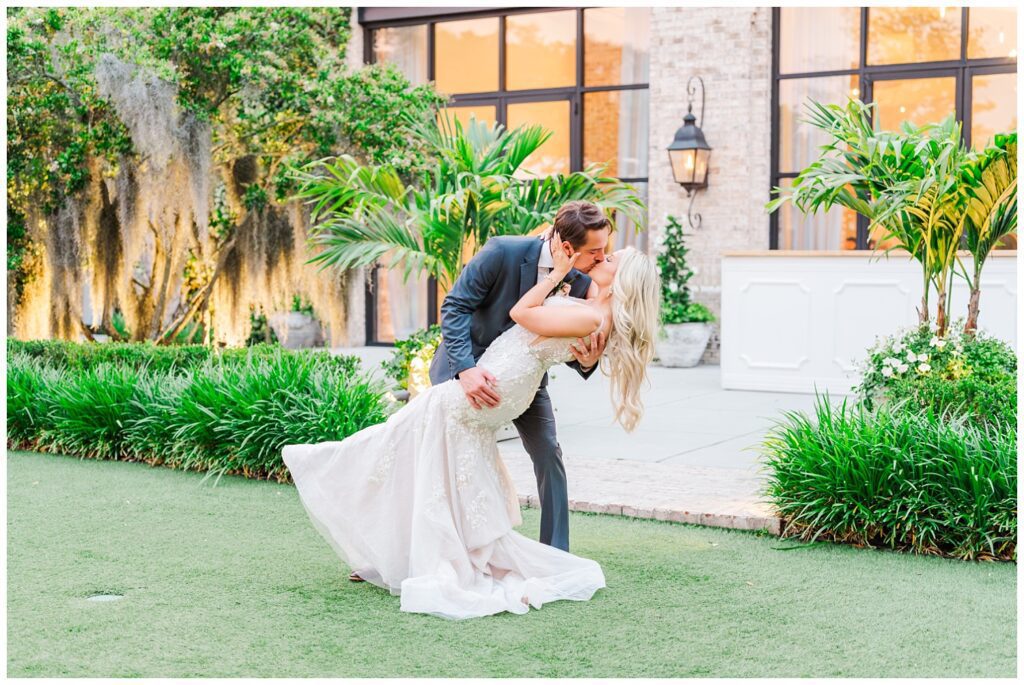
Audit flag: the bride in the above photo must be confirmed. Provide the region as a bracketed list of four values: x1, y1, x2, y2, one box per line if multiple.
[282, 240, 660, 620]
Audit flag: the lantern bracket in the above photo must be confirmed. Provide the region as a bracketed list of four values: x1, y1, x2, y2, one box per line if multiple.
[685, 187, 702, 231]
[687, 76, 705, 129]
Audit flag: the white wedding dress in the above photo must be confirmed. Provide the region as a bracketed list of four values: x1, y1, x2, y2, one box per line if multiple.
[282, 296, 606, 620]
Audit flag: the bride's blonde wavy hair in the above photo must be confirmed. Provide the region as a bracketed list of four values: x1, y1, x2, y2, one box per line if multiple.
[600, 247, 661, 432]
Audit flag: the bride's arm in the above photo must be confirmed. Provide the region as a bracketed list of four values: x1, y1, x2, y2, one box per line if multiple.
[510, 241, 602, 339]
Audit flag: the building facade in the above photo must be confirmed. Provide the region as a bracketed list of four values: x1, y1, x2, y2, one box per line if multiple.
[348, 6, 1018, 365]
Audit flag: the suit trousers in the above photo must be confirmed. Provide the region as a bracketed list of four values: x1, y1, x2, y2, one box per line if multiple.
[511, 386, 569, 552]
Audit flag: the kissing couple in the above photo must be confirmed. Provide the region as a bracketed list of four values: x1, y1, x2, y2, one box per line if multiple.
[283, 200, 660, 620]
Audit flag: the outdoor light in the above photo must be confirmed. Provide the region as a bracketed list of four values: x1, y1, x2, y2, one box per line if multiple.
[667, 76, 712, 230]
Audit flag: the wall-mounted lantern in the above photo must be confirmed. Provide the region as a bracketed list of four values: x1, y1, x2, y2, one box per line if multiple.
[667, 76, 712, 230]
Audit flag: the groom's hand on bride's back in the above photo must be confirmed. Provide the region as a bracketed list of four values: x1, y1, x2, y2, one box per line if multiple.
[457, 366, 501, 409]
[570, 330, 606, 371]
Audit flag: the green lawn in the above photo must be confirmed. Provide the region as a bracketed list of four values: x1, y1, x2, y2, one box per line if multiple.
[7, 450, 1016, 677]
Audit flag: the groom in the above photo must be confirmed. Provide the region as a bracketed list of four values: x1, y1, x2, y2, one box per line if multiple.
[429, 200, 611, 552]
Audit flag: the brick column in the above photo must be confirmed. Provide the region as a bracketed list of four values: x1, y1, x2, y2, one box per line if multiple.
[647, 7, 773, 364]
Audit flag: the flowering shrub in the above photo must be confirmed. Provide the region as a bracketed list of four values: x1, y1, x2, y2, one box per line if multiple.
[854, 319, 1017, 431]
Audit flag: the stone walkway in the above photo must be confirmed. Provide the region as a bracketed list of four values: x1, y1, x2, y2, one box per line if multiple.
[333, 346, 842, 535]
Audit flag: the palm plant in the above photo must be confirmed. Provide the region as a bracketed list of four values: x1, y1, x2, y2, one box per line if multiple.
[875, 115, 973, 337]
[766, 98, 1015, 338]
[958, 133, 1017, 334]
[286, 109, 646, 291]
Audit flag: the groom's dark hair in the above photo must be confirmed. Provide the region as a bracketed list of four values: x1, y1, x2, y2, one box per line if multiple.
[552, 200, 612, 249]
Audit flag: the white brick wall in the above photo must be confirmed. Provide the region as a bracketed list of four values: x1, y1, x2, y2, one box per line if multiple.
[647, 7, 774, 364]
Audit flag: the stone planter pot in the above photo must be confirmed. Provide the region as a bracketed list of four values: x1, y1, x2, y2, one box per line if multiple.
[656, 322, 713, 367]
[268, 311, 324, 349]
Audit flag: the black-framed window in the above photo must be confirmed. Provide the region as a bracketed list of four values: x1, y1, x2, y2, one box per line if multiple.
[770, 7, 1017, 251]
[362, 7, 651, 344]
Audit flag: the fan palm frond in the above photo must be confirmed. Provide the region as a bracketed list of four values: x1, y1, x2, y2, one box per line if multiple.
[288, 107, 649, 291]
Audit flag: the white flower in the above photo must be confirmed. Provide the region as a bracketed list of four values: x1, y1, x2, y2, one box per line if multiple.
[897, 363, 909, 373]
[935, 339, 946, 349]
[882, 366, 894, 378]
[918, 363, 931, 373]
[892, 342, 904, 353]
[906, 351, 918, 363]
[929, 336, 939, 347]
[918, 353, 928, 362]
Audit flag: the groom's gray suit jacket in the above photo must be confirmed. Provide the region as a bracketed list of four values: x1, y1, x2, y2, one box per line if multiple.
[428, 235, 597, 387]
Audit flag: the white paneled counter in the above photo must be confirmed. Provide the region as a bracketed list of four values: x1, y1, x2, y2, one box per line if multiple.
[720, 250, 1018, 394]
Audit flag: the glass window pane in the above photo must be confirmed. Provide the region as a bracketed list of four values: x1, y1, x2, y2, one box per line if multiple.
[972, 73, 1017, 149]
[374, 257, 428, 343]
[776, 178, 859, 251]
[584, 8, 650, 86]
[968, 8, 1018, 59]
[867, 7, 961, 65]
[779, 8, 861, 74]
[612, 181, 648, 253]
[506, 11, 576, 90]
[872, 76, 957, 130]
[506, 100, 571, 178]
[867, 223, 905, 252]
[995, 233, 1017, 250]
[583, 89, 649, 179]
[435, 18, 498, 95]
[778, 75, 860, 173]
[438, 104, 497, 133]
[372, 25, 428, 85]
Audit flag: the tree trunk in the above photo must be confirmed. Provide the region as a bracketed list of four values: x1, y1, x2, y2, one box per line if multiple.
[130, 218, 164, 341]
[147, 216, 177, 340]
[916, 293, 929, 326]
[964, 287, 981, 337]
[157, 234, 238, 344]
[935, 287, 947, 337]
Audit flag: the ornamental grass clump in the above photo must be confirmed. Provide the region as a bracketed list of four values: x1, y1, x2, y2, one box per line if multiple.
[41, 362, 146, 460]
[168, 350, 391, 482]
[6, 341, 392, 482]
[6, 353, 63, 448]
[761, 393, 1016, 561]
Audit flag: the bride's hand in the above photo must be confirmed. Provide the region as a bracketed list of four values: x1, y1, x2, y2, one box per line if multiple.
[550, 230, 579, 278]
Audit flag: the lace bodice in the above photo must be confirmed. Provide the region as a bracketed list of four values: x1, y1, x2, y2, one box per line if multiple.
[438, 296, 604, 429]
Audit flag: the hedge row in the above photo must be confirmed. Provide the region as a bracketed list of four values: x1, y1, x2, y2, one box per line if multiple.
[7, 342, 392, 482]
[7, 339, 360, 376]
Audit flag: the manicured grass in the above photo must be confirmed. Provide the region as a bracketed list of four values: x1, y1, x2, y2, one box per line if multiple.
[7, 450, 1016, 677]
